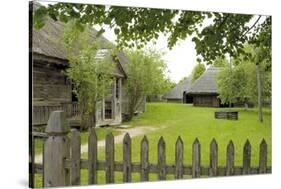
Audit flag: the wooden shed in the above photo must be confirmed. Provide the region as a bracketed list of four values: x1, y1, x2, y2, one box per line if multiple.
[162, 77, 193, 103]
[31, 3, 131, 127]
[186, 67, 222, 107]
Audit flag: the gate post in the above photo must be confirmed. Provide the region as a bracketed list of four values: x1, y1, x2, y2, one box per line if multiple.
[43, 111, 70, 187]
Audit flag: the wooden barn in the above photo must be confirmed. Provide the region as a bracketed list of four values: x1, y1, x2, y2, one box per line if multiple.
[186, 67, 222, 107]
[162, 77, 193, 103]
[30, 3, 141, 127]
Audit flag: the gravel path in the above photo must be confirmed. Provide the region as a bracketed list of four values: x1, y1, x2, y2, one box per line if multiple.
[35, 126, 161, 163]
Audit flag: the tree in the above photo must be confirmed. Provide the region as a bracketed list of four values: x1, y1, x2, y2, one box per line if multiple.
[217, 63, 249, 108]
[217, 45, 271, 112]
[125, 49, 170, 120]
[213, 56, 228, 68]
[62, 23, 114, 129]
[33, 3, 271, 65]
[192, 63, 206, 82]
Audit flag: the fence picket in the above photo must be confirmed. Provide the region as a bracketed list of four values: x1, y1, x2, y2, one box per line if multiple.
[210, 138, 218, 176]
[71, 129, 81, 185]
[43, 111, 70, 187]
[175, 136, 184, 179]
[226, 140, 234, 176]
[243, 139, 251, 175]
[140, 136, 149, 181]
[123, 133, 132, 182]
[259, 139, 267, 174]
[88, 128, 97, 184]
[192, 138, 201, 178]
[158, 136, 166, 180]
[105, 133, 115, 183]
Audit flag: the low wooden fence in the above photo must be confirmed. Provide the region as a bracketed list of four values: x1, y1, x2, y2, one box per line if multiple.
[29, 111, 271, 188]
[32, 102, 79, 126]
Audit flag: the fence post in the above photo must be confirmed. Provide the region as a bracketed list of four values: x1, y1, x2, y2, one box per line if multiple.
[243, 139, 251, 175]
[43, 111, 70, 187]
[71, 129, 81, 185]
[210, 138, 218, 176]
[226, 140, 235, 176]
[88, 128, 98, 184]
[175, 136, 184, 179]
[123, 133, 132, 182]
[140, 136, 149, 181]
[192, 138, 201, 178]
[158, 136, 166, 180]
[259, 139, 267, 174]
[105, 133, 115, 183]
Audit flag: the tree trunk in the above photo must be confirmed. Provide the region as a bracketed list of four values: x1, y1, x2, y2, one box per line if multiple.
[256, 63, 263, 122]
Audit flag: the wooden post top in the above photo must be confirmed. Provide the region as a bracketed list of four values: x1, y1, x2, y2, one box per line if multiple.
[45, 111, 70, 134]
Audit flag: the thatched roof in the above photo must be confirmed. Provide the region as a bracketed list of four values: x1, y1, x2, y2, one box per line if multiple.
[31, 2, 128, 77]
[163, 77, 192, 100]
[187, 67, 221, 95]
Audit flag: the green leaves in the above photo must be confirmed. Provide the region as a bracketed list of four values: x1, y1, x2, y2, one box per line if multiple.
[33, 6, 47, 29]
[33, 2, 271, 66]
[62, 22, 114, 120]
[192, 62, 206, 82]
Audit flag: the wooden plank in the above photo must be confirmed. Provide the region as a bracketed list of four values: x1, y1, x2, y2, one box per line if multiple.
[32, 132, 48, 138]
[71, 129, 81, 185]
[209, 138, 218, 176]
[158, 136, 166, 180]
[123, 133, 132, 182]
[243, 139, 251, 175]
[226, 140, 235, 176]
[175, 136, 184, 179]
[140, 136, 149, 181]
[29, 134, 35, 188]
[105, 133, 115, 183]
[192, 138, 201, 178]
[44, 111, 70, 187]
[88, 128, 97, 184]
[259, 139, 267, 174]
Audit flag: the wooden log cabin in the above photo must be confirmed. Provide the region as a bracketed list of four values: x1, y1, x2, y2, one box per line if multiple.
[162, 77, 193, 103]
[186, 67, 222, 107]
[30, 3, 134, 128]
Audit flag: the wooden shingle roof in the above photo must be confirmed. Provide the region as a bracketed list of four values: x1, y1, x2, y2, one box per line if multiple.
[31, 3, 127, 78]
[163, 77, 192, 100]
[187, 67, 221, 95]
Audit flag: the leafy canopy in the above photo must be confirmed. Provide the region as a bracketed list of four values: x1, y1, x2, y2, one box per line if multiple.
[217, 45, 271, 105]
[33, 2, 271, 64]
[124, 49, 170, 119]
[191, 62, 206, 82]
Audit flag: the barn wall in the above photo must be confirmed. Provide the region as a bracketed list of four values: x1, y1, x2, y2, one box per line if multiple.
[193, 94, 220, 107]
[166, 99, 183, 103]
[33, 60, 72, 106]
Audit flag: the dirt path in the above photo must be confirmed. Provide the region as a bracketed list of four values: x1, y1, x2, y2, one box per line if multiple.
[35, 126, 162, 163]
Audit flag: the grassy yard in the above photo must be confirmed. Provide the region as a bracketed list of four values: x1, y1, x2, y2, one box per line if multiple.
[35, 102, 272, 187]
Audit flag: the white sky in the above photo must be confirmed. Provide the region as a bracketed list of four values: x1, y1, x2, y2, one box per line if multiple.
[99, 26, 198, 83]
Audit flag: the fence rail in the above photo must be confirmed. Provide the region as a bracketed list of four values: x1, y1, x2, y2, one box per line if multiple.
[32, 102, 79, 126]
[30, 111, 271, 188]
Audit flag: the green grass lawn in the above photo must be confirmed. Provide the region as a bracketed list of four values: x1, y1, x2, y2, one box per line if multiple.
[35, 103, 272, 187]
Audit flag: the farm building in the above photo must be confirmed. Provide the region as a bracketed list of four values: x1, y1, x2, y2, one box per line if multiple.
[162, 77, 193, 103]
[186, 67, 222, 107]
[30, 3, 144, 127]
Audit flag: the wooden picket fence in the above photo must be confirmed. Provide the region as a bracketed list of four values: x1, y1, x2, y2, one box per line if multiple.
[29, 111, 271, 188]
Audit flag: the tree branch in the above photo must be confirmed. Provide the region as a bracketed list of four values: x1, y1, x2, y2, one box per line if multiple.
[241, 15, 262, 38]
